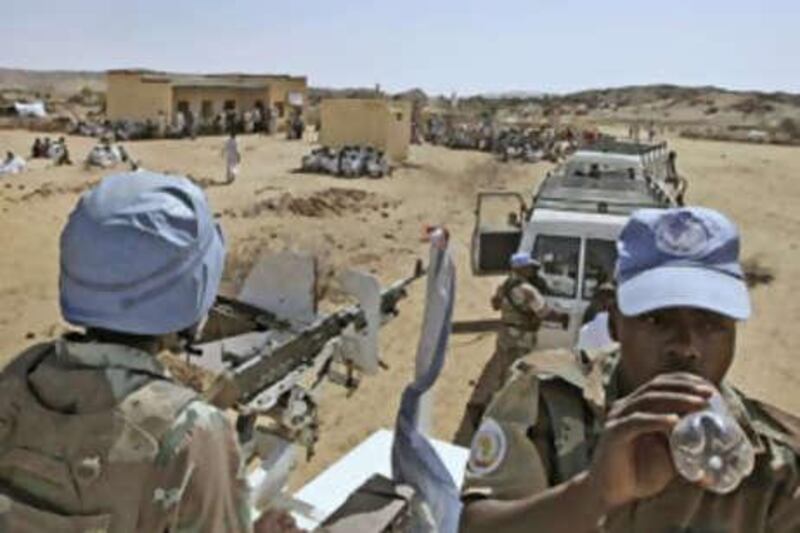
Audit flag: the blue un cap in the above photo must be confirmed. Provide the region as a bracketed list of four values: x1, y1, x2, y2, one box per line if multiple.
[615, 207, 750, 320]
[510, 251, 540, 269]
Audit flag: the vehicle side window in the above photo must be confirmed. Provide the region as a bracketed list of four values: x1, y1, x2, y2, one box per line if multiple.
[583, 239, 617, 300]
[532, 235, 580, 298]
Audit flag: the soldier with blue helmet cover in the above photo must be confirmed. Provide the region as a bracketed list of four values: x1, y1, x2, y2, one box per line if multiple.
[455, 250, 567, 446]
[0, 172, 301, 532]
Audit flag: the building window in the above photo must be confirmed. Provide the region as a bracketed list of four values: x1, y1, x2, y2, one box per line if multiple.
[201, 100, 214, 119]
[177, 101, 190, 114]
[395, 112, 404, 121]
[224, 100, 236, 111]
[275, 102, 285, 118]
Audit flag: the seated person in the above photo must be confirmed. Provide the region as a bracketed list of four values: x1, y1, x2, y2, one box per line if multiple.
[31, 138, 42, 158]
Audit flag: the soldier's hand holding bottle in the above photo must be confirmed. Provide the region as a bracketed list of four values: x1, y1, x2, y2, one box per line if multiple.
[585, 372, 714, 509]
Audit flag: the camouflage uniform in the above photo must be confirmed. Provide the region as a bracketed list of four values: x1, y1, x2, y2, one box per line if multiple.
[462, 350, 800, 532]
[494, 272, 547, 358]
[0, 338, 253, 533]
[453, 273, 549, 446]
[482, 272, 549, 404]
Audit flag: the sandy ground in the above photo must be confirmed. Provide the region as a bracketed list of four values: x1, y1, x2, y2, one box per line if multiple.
[0, 130, 798, 489]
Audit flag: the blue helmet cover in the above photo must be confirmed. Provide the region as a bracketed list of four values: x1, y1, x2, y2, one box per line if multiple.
[60, 172, 225, 335]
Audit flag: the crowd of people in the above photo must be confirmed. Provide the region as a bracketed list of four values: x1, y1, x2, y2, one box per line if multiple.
[6, 126, 244, 184]
[300, 144, 391, 178]
[85, 138, 132, 169]
[31, 136, 72, 165]
[71, 104, 304, 143]
[422, 117, 606, 163]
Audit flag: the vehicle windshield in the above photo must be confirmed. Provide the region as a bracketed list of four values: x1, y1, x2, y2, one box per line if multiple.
[565, 160, 641, 178]
[583, 239, 617, 300]
[533, 235, 580, 298]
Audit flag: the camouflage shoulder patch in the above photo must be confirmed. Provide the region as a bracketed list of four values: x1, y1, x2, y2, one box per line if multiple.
[157, 401, 229, 467]
[467, 418, 507, 477]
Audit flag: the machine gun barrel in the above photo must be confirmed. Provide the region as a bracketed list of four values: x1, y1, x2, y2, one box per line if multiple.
[218, 260, 425, 408]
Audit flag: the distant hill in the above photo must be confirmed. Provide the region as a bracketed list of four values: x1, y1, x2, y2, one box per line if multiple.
[481, 90, 546, 100]
[0, 68, 105, 97]
[2, 67, 797, 105]
[553, 84, 800, 109]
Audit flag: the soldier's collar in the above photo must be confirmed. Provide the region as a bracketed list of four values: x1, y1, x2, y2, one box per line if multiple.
[54, 338, 170, 379]
[719, 382, 767, 456]
[582, 350, 621, 415]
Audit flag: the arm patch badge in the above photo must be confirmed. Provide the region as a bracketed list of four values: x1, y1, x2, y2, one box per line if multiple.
[467, 417, 507, 476]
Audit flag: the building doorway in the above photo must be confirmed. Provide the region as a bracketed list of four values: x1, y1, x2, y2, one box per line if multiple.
[201, 100, 214, 120]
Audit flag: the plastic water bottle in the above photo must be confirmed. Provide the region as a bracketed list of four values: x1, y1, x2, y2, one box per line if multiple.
[669, 390, 755, 494]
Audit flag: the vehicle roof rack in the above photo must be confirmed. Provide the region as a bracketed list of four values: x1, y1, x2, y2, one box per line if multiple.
[532, 171, 675, 215]
[578, 139, 668, 156]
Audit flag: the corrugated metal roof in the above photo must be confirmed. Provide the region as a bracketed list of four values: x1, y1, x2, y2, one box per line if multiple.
[168, 77, 268, 90]
[206, 73, 304, 81]
[108, 69, 303, 90]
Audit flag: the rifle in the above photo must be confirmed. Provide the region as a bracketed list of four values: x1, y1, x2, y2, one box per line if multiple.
[189, 253, 425, 472]
[199, 258, 425, 411]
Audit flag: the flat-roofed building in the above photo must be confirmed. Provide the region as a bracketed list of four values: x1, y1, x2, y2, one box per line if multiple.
[106, 69, 307, 128]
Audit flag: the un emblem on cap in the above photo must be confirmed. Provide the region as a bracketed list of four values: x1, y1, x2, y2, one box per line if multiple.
[616, 207, 751, 320]
[654, 210, 711, 257]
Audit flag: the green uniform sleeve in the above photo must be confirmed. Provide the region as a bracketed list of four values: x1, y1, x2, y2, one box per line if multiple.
[461, 371, 553, 501]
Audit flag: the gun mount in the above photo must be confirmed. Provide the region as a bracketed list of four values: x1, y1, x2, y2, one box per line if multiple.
[186, 251, 425, 513]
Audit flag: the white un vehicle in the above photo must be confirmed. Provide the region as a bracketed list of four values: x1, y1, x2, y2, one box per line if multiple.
[472, 139, 678, 348]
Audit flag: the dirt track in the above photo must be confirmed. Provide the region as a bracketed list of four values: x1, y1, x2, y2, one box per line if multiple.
[0, 130, 798, 488]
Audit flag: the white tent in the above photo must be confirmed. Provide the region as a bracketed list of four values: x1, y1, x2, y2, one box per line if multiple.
[13, 102, 47, 118]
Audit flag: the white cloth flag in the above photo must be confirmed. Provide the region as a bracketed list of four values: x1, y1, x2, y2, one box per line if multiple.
[391, 229, 462, 533]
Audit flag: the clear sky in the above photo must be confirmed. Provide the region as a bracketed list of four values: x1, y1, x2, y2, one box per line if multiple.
[2, 0, 798, 95]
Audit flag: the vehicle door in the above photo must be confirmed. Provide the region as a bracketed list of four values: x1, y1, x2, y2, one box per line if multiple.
[470, 192, 526, 276]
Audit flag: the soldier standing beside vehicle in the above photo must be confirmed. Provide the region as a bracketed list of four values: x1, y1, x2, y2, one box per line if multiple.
[460, 207, 800, 533]
[0, 172, 301, 532]
[454, 252, 568, 445]
[491, 252, 562, 362]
